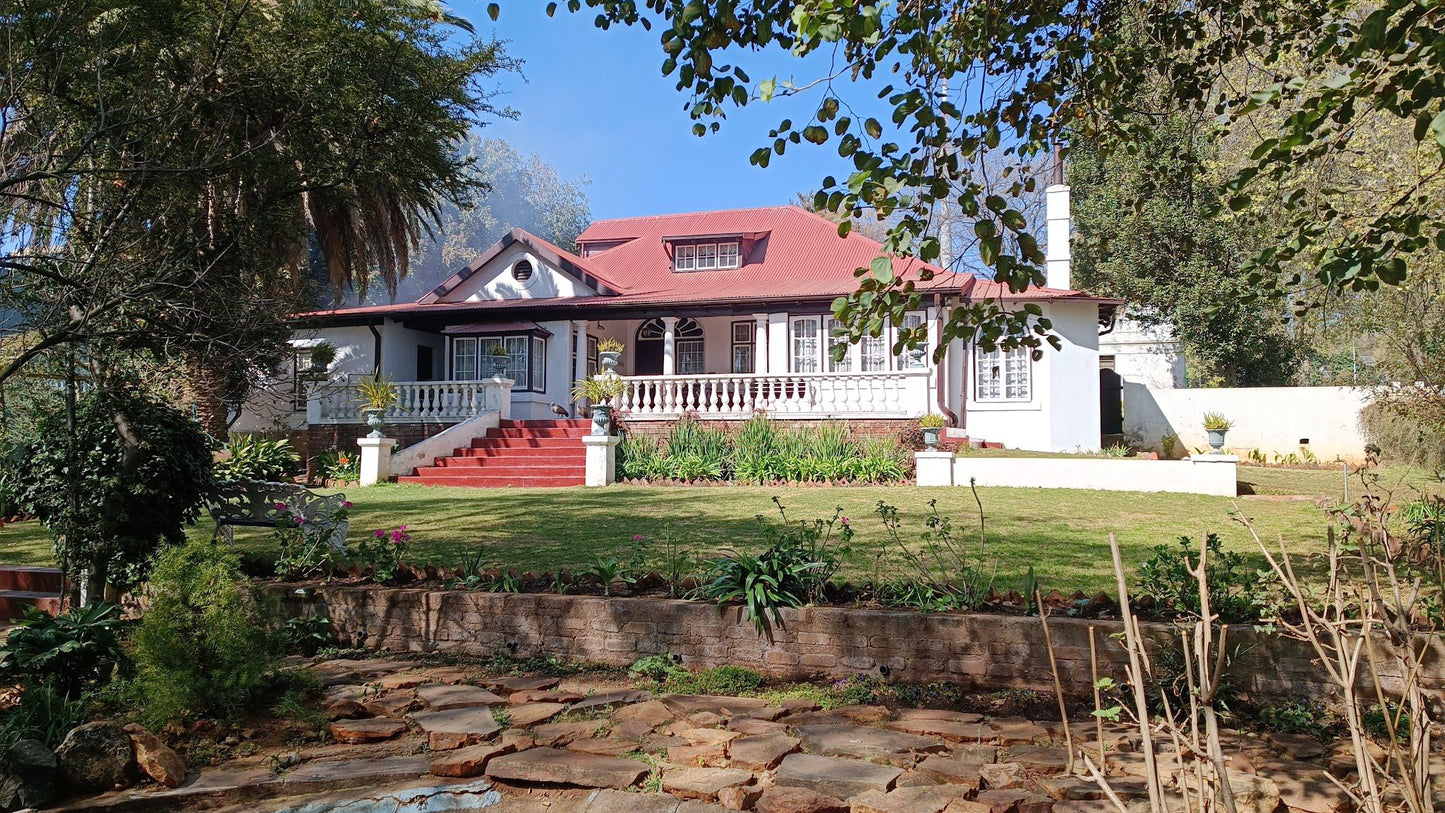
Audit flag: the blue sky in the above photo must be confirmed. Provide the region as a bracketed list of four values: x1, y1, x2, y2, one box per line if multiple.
[472, 6, 880, 220]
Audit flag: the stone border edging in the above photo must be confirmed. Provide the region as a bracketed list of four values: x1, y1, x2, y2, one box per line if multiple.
[273, 585, 1443, 703]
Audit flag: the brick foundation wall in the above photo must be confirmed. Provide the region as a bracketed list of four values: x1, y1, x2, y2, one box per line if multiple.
[274, 586, 1445, 703]
[306, 422, 459, 461]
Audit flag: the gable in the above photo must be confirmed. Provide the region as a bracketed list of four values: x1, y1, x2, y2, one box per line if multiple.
[431, 244, 599, 304]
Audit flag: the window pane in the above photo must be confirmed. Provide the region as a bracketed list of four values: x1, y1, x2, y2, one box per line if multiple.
[897, 312, 927, 369]
[860, 333, 888, 371]
[825, 317, 852, 372]
[732, 345, 753, 374]
[531, 337, 546, 392]
[791, 318, 819, 373]
[453, 338, 478, 380]
[975, 347, 1002, 401]
[587, 336, 598, 379]
[696, 243, 718, 269]
[718, 242, 740, 268]
[732, 321, 753, 344]
[675, 246, 695, 270]
[506, 336, 528, 388]
[677, 339, 705, 374]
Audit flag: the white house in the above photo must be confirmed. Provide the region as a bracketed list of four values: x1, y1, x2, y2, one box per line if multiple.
[235, 185, 1120, 483]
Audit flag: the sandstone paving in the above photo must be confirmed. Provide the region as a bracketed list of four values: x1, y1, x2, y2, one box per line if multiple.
[507, 702, 571, 727]
[848, 784, 975, 813]
[486, 747, 649, 789]
[325, 718, 406, 745]
[429, 742, 516, 778]
[754, 785, 849, 813]
[795, 724, 947, 760]
[774, 752, 902, 798]
[417, 683, 508, 711]
[885, 719, 997, 742]
[661, 766, 754, 801]
[410, 707, 503, 750]
[727, 731, 799, 770]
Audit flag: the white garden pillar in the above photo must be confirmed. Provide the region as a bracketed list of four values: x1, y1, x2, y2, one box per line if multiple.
[572, 320, 589, 388]
[661, 316, 678, 376]
[752, 313, 769, 374]
[357, 436, 397, 486]
[914, 450, 955, 487]
[582, 435, 620, 486]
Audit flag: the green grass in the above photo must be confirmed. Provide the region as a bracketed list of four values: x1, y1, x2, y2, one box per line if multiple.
[1238, 463, 1444, 501]
[0, 479, 1371, 594]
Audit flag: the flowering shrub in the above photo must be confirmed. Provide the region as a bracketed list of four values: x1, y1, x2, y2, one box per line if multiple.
[272, 500, 352, 580]
[314, 448, 360, 483]
[352, 526, 410, 584]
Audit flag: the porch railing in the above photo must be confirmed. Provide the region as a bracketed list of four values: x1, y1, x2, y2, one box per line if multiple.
[614, 370, 931, 419]
[307, 379, 512, 424]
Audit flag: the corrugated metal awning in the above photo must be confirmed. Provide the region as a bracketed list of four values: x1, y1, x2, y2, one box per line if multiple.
[440, 320, 553, 337]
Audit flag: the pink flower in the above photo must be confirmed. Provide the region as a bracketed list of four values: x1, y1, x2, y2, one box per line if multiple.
[374, 529, 386, 539]
[293, 516, 305, 525]
[841, 517, 850, 525]
[274, 502, 287, 510]
[342, 501, 353, 509]
[391, 529, 405, 543]
[632, 534, 645, 541]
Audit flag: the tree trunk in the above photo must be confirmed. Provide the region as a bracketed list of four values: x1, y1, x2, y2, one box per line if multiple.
[186, 354, 232, 440]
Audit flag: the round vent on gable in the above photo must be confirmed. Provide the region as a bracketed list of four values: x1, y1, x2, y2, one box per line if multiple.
[512, 260, 534, 282]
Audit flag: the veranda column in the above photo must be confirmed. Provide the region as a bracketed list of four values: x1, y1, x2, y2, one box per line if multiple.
[661, 316, 678, 376]
[752, 313, 769, 374]
[572, 319, 588, 385]
[767, 312, 789, 373]
[925, 305, 942, 417]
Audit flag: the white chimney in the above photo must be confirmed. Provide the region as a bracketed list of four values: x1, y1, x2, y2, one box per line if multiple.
[1044, 181, 1071, 290]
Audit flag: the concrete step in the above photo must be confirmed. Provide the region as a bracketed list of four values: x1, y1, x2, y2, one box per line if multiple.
[469, 437, 583, 450]
[435, 457, 585, 470]
[396, 475, 585, 488]
[0, 565, 64, 593]
[485, 427, 589, 439]
[0, 590, 64, 620]
[450, 446, 586, 459]
[413, 463, 585, 477]
[502, 419, 591, 428]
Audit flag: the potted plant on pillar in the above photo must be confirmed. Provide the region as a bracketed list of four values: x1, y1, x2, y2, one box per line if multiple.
[357, 374, 398, 438]
[597, 338, 624, 373]
[1202, 412, 1232, 454]
[572, 376, 627, 436]
[919, 413, 946, 448]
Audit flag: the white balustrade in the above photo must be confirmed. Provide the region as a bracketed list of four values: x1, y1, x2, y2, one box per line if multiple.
[614, 371, 931, 419]
[308, 379, 513, 424]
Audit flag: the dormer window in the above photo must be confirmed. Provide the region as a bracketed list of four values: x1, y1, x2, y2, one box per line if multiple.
[696, 243, 717, 270]
[671, 240, 743, 271]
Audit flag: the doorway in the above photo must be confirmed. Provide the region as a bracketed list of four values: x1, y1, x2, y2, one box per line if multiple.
[1099, 355, 1123, 435]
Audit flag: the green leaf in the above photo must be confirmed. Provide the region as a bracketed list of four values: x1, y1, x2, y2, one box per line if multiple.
[759, 78, 777, 102]
[1429, 110, 1445, 150]
[870, 255, 894, 283]
[486, 3, 500, 21]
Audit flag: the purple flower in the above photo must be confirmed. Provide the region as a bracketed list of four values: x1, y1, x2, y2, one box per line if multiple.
[342, 501, 353, 509]
[374, 529, 386, 539]
[840, 517, 850, 525]
[274, 502, 287, 510]
[632, 534, 645, 541]
[293, 516, 305, 525]
[391, 529, 406, 543]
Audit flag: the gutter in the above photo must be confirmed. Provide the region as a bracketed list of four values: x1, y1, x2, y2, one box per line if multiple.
[368, 323, 382, 375]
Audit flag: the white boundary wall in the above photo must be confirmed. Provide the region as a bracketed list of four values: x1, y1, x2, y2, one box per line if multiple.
[938, 454, 1237, 497]
[1123, 385, 1370, 462]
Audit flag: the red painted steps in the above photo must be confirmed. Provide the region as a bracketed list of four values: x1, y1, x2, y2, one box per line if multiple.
[0, 566, 66, 620]
[397, 419, 591, 489]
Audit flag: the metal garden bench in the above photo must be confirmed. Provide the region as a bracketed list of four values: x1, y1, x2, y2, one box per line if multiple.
[207, 480, 349, 550]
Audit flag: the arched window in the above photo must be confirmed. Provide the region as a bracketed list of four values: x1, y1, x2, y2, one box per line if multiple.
[511, 259, 534, 281]
[636, 318, 705, 374]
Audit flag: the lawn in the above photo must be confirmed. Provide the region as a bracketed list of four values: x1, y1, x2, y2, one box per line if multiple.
[0, 477, 1369, 594]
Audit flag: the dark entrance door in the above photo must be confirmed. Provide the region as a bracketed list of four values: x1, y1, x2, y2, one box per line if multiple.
[635, 339, 664, 376]
[416, 346, 435, 381]
[1099, 357, 1123, 435]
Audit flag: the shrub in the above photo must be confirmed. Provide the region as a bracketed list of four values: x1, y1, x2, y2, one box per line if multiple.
[12, 383, 214, 592]
[0, 603, 127, 699]
[131, 540, 277, 726]
[273, 501, 351, 580]
[1360, 387, 1445, 472]
[875, 499, 995, 611]
[0, 685, 89, 753]
[279, 616, 337, 657]
[314, 448, 360, 483]
[1137, 534, 1278, 623]
[214, 434, 301, 482]
[351, 526, 411, 584]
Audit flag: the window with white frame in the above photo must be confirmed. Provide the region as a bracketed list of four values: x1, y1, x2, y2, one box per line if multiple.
[718, 242, 740, 269]
[451, 335, 546, 392]
[790, 317, 821, 373]
[824, 317, 853, 372]
[974, 345, 1031, 401]
[696, 243, 718, 270]
[731, 321, 754, 373]
[896, 312, 927, 369]
[586, 336, 599, 378]
[860, 332, 889, 371]
[674, 245, 696, 271]
[677, 338, 705, 374]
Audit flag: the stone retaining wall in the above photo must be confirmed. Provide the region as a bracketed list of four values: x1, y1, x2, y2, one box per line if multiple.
[276, 586, 1445, 704]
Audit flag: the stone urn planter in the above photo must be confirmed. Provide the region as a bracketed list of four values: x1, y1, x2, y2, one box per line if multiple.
[922, 427, 942, 448]
[1207, 428, 1228, 454]
[590, 403, 613, 436]
[362, 408, 387, 439]
[491, 355, 510, 378]
[599, 351, 621, 373]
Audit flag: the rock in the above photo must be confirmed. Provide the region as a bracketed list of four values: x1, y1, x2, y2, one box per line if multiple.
[614, 699, 675, 728]
[411, 708, 503, 751]
[988, 720, 1049, 746]
[1255, 760, 1349, 813]
[979, 762, 1027, 790]
[571, 690, 651, 714]
[506, 702, 570, 727]
[323, 699, 369, 721]
[417, 683, 507, 711]
[429, 742, 515, 778]
[666, 742, 730, 768]
[832, 705, 891, 724]
[795, 725, 946, 761]
[730, 717, 789, 736]
[1263, 732, 1327, 761]
[719, 783, 765, 810]
[689, 711, 726, 728]
[897, 709, 985, 724]
[680, 728, 740, 747]
[885, 720, 995, 742]
[54, 721, 133, 793]
[729, 732, 799, 771]
[975, 789, 1032, 813]
[611, 719, 657, 742]
[363, 693, 417, 719]
[916, 756, 985, 788]
[535, 720, 605, 747]
[511, 689, 584, 704]
[659, 694, 769, 717]
[848, 785, 974, 813]
[779, 698, 822, 713]
[755, 785, 849, 813]
[774, 753, 902, 799]
[501, 729, 537, 752]
[663, 767, 755, 801]
[569, 738, 639, 757]
[1227, 773, 1283, 813]
[497, 676, 560, 694]
[944, 802, 994, 813]
[326, 718, 406, 745]
[485, 747, 647, 789]
[1004, 745, 1069, 776]
[122, 724, 186, 788]
[0, 738, 57, 810]
[584, 788, 696, 813]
